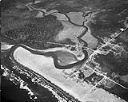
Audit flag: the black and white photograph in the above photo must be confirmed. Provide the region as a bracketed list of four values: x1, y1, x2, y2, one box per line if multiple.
[1, 0, 128, 102]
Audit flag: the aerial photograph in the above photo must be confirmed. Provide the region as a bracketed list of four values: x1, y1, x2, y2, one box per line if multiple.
[1, 0, 128, 102]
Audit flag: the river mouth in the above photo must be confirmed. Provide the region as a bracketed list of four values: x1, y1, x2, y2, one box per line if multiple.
[2, 0, 128, 101]
[11, 46, 92, 102]
[3, 44, 126, 102]
[9, 44, 88, 70]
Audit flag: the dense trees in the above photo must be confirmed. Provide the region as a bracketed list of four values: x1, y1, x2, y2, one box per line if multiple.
[2, 15, 64, 49]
